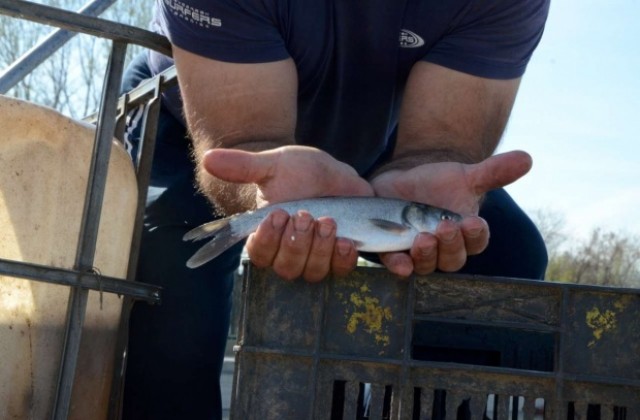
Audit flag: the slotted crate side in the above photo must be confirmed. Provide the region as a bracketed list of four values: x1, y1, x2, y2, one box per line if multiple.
[232, 266, 640, 419]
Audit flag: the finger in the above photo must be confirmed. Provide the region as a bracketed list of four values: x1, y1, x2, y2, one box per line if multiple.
[409, 233, 438, 275]
[467, 150, 533, 195]
[461, 216, 490, 255]
[302, 218, 337, 282]
[331, 238, 359, 277]
[379, 252, 414, 278]
[245, 209, 289, 268]
[202, 148, 277, 184]
[272, 211, 315, 281]
[436, 220, 467, 272]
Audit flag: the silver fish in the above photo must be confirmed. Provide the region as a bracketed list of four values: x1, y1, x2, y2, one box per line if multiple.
[183, 196, 462, 268]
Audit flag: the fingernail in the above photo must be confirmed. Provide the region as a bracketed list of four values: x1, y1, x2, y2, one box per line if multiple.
[336, 240, 351, 256]
[271, 211, 287, 229]
[318, 222, 334, 238]
[294, 212, 312, 232]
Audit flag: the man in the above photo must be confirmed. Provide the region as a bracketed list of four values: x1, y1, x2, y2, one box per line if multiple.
[122, 0, 550, 418]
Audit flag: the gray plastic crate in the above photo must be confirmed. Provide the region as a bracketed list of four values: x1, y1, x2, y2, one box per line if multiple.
[231, 265, 640, 419]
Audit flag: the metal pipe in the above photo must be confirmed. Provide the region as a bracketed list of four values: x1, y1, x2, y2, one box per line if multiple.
[52, 40, 127, 420]
[0, 258, 161, 304]
[0, 0, 117, 93]
[0, 1, 171, 62]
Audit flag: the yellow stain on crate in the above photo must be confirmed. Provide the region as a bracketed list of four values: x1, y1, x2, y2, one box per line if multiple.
[343, 284, 393, 347]
[585, 296, 632, 348]
[585, 308, 617, 348]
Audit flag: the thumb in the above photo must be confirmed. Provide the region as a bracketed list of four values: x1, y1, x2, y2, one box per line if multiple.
[468, 150, 532, 194]
[202, 148, 277, 184]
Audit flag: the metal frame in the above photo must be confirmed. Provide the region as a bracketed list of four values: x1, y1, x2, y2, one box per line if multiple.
[0, 1, 175, 418]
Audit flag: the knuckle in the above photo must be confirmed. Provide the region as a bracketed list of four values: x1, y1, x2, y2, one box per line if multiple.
[275, 265, 301, 282]
[246, 246, 273, 268]
[311, 244, 334, 260]
[438, 254, 466, 272]
[282, 243, 312, 260]
[411, 245, 437, 261]
[250, 255, 272, 268]
[304, 267, 328, 283]
[331, 258, 356, 277]
[413, 261, 436, 276]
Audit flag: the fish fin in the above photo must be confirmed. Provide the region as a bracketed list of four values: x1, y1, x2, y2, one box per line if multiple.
[369, 218, 409, 233]
[183, 218, 231, 242]
[186, 222, 245, 268]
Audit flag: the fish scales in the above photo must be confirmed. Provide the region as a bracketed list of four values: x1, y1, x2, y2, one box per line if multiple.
[183, 196, 462, 269]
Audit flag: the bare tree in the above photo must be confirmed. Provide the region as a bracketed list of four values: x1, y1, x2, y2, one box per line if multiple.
[530, 208, 568, 256]
[0, 0, 153, 118]
[569, 229, 640, 287]
[530, 209, 640, 287]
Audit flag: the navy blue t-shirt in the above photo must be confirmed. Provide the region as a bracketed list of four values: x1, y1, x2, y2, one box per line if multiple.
[150, 0, 549, 176]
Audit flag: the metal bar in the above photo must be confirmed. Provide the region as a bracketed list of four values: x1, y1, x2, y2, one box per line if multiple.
[235, 343, 638, 387]
[230, 265, 252, 420]
[411, 315, 561, 333]
[496, 395, 510, 419]
[557, 373, 640, 388]
[0, 0, 117, 93]
[107, 294, 133, 420]
[113, 93, 129, 141]
[127, 79, 162, 281]
[554, 287, 570, 413]
[369, 383, 385, 420]
[522, 397, 537, 419]
[125, 66, 178, 108]
[107, 75, 164, 420]
[83, 65, 177, 124]
[0, 0, 171, 57]
[469, 394, 487, 419]
[343, 381, 360, 419]
[0, 258, 160, 303]
[396, 276, 416, 417]
[52, 40, 127, 420]
[419, 388, 434, 419]
[446, 392, 463, 420]
[601, 405, 615, 420]
[306, 272, 330, 419]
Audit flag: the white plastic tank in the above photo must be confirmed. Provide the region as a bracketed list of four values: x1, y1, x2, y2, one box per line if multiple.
[0, 95, 138, 419]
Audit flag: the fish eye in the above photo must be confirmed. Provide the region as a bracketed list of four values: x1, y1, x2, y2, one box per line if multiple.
[441, 213, 452, 221]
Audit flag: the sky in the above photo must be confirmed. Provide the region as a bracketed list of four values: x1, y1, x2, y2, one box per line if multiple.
[499, 0, 640, 239]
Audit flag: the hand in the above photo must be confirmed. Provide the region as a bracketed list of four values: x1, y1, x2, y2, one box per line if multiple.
[370, 150, 532, 276]
[203, 145, 374, 281]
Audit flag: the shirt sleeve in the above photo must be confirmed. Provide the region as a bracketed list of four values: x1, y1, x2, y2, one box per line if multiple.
[157, 0, 289, 63]
[422, 0, 551, 79]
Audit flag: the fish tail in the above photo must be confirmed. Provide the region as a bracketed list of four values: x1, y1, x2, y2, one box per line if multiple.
[183, 209, 269, 268]
[183, 217, 231, 242]
[185, 220, 248, 268]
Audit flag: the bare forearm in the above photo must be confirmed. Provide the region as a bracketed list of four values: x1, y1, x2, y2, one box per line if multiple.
[173, 47, 299, 215]
[375, 62, 521, 179]
[369, 147, 481, 181]
[192, 139, 290, 215]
